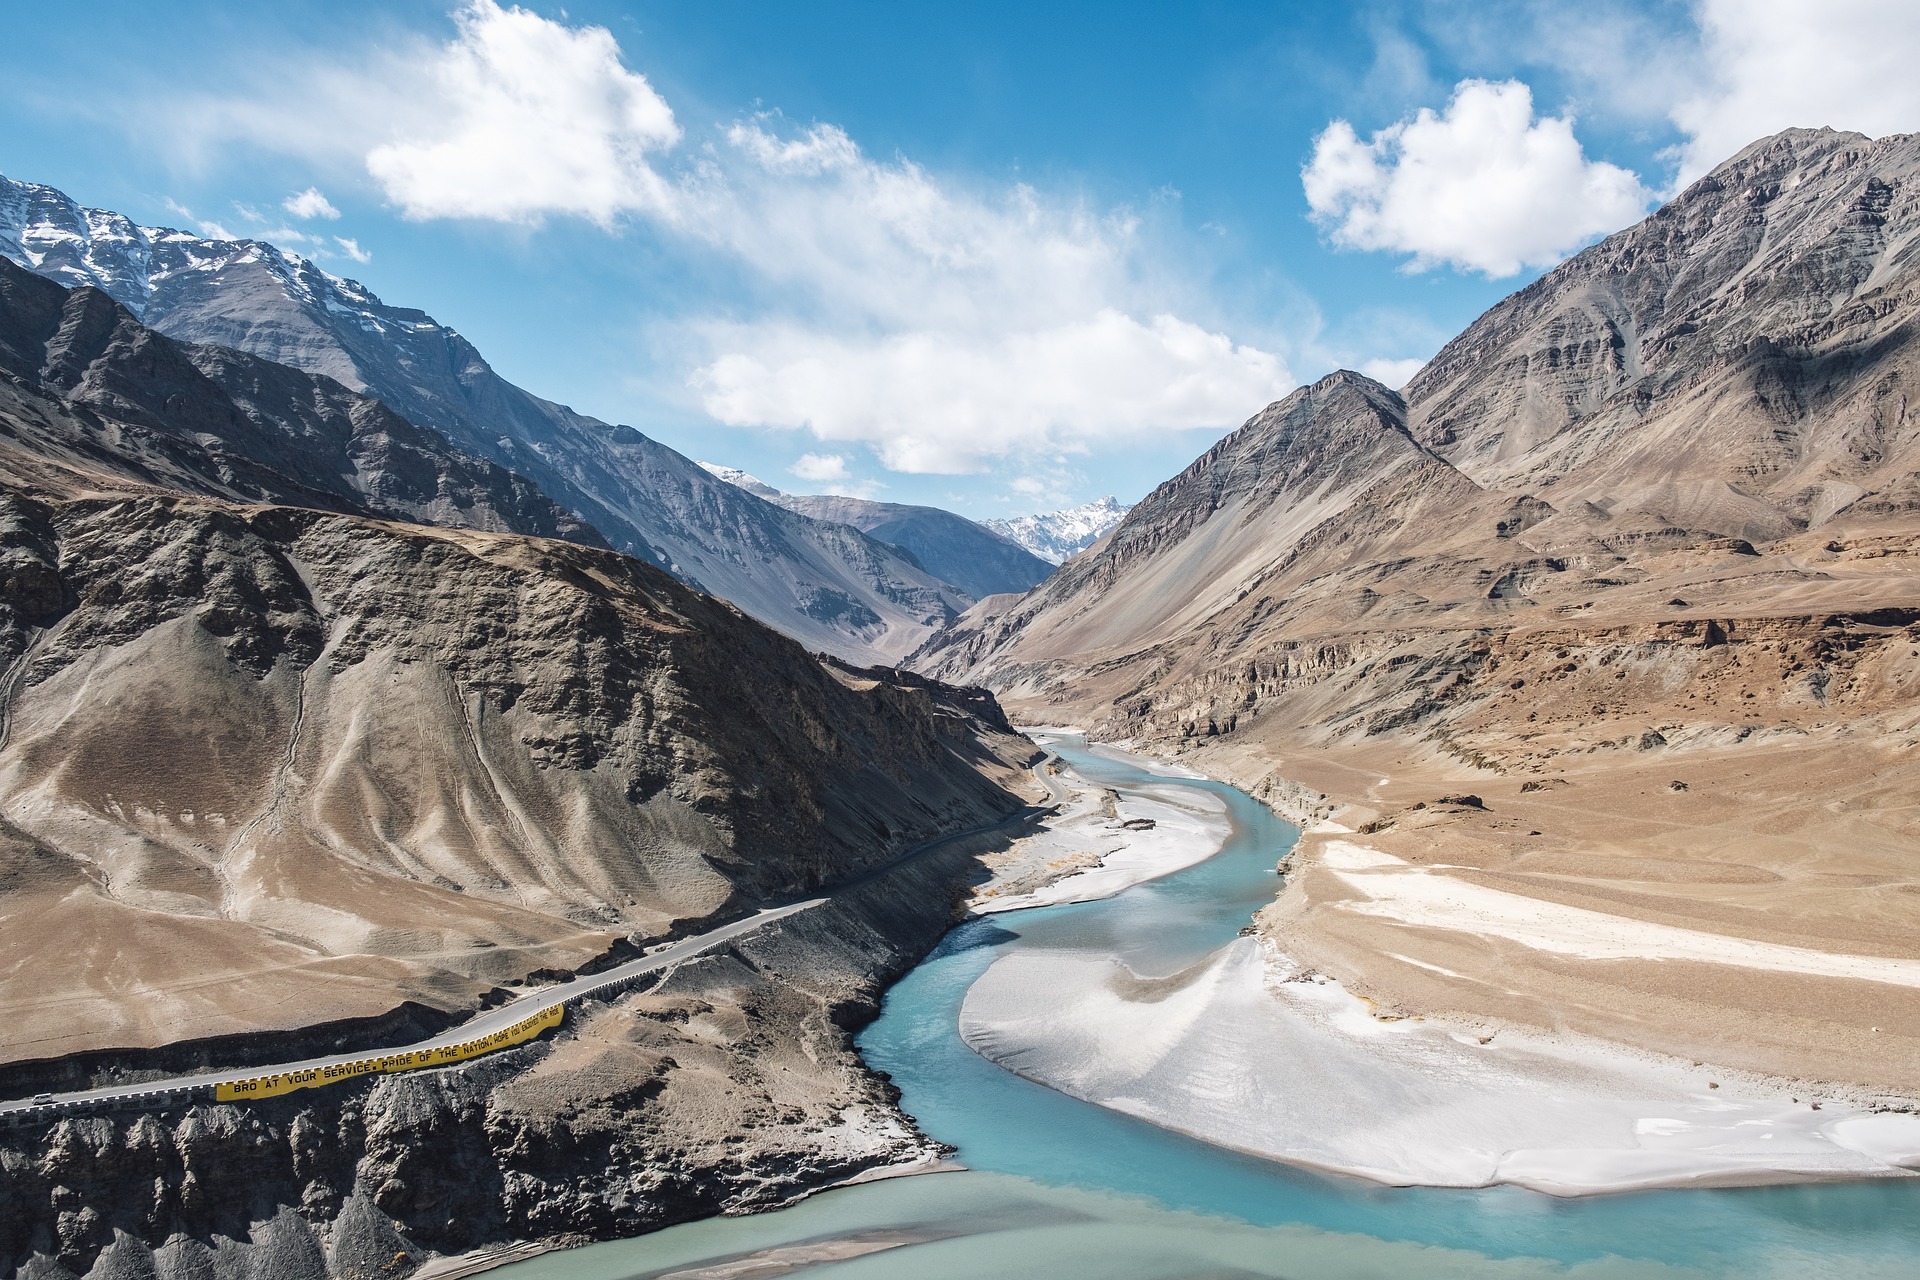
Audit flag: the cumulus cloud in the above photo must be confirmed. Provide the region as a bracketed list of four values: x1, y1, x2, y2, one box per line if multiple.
[700, 311, 1287, 473]
[1673, 0, 1920, 181]
[1303, 79, 1651, 277]
[283, 187, 340, 219]
[365, 0, 680, 222]
[789, 453, 853, 484]
[152, 5, 1290, 474]
[684, 120, 1292, 472]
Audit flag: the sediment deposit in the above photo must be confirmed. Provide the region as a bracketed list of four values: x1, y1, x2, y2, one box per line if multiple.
[915, 128, 1920, 1096]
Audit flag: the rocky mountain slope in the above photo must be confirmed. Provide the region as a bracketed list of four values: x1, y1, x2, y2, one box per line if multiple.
[0, 257, 1041, 1276]
[982, 496, 1130, 564]
[914, 127, 1920, 1093]
[0, 256, 595, 544]
[0, 175, 967, 665]
[700, 465, 1053, 599]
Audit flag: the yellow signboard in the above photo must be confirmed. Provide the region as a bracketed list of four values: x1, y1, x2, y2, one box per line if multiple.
[214, 1004, 563, 1103]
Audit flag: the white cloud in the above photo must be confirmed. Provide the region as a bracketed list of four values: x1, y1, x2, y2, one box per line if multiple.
[283, 187, 340, 219]
[1673, 0, 1920, 181]
[683, 120, 1292, 472]
[789, 453, 853, 484]
[334, 236, 372, 264]
[1360, 356, 1427, 388]
[700, 310, 1287, 473]
[365, 0, 680, 223]
[1303, 79, 1651, 277]
[147, 7, 1290, 475]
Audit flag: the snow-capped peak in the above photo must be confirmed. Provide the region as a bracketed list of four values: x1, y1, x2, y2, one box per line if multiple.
[982, 497, 1131, 565]
[697, 462, 782, 498]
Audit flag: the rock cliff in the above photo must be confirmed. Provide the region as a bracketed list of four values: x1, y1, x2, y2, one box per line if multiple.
[0, 258, 1040, 1276]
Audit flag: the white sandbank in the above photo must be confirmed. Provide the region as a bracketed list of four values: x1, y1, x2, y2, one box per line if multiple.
[966, 755, 1229, 915]
[1318, 838, 1920, 990]
[958, 752, 1920, 1197]
[960, 936, 1920, 1195]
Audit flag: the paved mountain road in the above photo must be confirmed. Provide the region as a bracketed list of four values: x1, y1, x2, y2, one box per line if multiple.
[0, 765, 1053, 1118]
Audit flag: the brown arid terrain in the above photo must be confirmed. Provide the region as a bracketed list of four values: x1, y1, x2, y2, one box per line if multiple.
[915, 127, 1920, 1095]
[0, 259, 1042, 1276]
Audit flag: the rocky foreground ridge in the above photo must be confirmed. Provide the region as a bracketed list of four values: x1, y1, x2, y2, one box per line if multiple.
[914, 128, 1920, 1091]
[0, 261, 1040, 1275]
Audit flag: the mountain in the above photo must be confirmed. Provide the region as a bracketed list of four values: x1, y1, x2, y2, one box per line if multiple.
[1402, 127, 1920, 541]
[0, 254, 596, 543]
[982, 496, 1130, 564]
[0, 249, 1040, 1274]
[698, 464, 1054, 599]
[775, 493, 1054, 598]
[0, 174, 968, 664]
[913, 127, 1920, 1095]
[697, 461, 782, 498]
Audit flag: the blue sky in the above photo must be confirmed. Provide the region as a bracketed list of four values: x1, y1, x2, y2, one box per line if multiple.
[3, 1, 1917, 516]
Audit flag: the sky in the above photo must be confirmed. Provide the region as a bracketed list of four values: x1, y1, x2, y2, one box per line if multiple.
[3, 0, 1919, 518]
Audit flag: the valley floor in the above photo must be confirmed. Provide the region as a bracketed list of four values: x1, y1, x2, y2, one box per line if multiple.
[957, 736, 1920, 1195]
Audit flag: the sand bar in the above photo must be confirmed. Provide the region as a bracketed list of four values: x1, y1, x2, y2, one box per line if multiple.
[960, 937, 1920, 1195]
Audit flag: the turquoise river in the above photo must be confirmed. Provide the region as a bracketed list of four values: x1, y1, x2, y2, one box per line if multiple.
[497, 739, 1920, 1279]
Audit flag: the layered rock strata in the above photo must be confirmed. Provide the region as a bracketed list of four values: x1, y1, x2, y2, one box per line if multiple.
[0, 258, 1040, 1275]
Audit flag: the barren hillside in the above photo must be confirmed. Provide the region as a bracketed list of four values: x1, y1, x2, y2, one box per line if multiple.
[913, 127, 1920, 1091]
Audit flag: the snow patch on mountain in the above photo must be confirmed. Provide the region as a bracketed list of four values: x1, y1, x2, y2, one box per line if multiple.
[985, 498, 1131, 564]
[697, 461, 782, 498]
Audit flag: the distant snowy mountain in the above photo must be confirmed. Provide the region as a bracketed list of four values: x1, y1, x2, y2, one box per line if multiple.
[0, 173, 970, 665]
[984, 498, 1131, 565]
[696, 461, 782, 498]
[700, 464, 1053, 599]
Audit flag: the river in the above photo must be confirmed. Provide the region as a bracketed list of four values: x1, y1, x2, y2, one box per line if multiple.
[494, 739, 1920, 1279]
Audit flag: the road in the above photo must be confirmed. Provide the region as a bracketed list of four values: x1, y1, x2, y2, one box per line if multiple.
[0, 769, 1053, 1118]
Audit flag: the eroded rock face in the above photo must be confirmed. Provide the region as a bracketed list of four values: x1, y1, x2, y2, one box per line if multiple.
[0, 494, 1033, 1073]
[1, 854, 988, 1279]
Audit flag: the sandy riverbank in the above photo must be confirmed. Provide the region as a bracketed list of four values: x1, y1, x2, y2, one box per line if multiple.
[960, 932, 1920, 1196]
[958, 742, 1920, 1196]
[961, 736, 1230, 915]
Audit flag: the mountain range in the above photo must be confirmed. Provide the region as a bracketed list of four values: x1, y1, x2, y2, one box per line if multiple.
[698, 463, 1055, 599]
[0, 175, 972, 665]
[982, 496, 1130, 564]
[914, 126, 1920, 1093]
[8, 120, 1920, 1278]
[0, 218, 1040, 1275]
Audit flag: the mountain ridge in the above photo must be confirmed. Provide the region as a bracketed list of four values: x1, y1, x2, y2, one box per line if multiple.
[0, 173, 968, 664]
[697, 464, 1055, 599]
[909, 125, 1920, 1099]
[0, 223, 1044, 1276]
[982, 496, 1130, 564]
